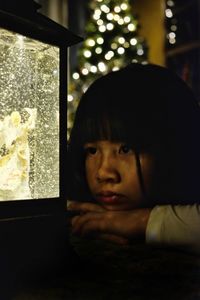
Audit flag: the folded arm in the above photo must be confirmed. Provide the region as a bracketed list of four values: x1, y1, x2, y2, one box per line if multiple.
[68, 201, 200, 253]
[146, 204, 200, 253]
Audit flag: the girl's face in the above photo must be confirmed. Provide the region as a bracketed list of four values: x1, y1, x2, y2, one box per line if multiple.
[84, 140, 155, 211]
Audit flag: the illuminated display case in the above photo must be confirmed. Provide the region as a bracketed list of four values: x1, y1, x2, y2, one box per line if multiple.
[0, 28, 60, 202]
[0, 0, 82, 291]
[0, 1, 82, 218]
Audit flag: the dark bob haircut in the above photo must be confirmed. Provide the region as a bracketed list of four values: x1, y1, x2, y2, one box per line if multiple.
[67, 63, 200, 206]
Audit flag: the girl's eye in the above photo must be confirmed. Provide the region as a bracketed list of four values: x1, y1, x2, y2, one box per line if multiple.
[85, 147, 97, 155]
[119, 144, 133, 154]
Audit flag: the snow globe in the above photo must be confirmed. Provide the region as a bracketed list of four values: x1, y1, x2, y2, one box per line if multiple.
[0, 0, 82, 288]
[0, 0, 82, 216]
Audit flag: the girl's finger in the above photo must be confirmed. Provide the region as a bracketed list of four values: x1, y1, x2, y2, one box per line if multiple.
[71, 213, 129, 245]
[71, 212, 103, 234]
[67, 201, 105, 213]
[74, 215, 113, 237]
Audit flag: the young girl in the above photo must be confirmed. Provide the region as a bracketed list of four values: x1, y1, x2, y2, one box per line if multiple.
[67, 63, 200, 252]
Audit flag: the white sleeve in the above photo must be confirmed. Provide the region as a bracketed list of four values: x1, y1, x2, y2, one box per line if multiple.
[146, 204, 200, 253]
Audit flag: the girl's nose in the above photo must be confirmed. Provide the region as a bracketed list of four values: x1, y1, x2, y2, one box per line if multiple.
[96, 155, 120, 183]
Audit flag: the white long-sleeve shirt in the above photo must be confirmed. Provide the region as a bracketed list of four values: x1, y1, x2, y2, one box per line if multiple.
[146, 204, 200, 254]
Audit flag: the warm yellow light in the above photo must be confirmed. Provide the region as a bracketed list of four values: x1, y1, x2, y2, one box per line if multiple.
[105, 54, 111, 60]
[117, 47, 125, 54]
[169, 32, 176, 39]
[72, 72, 80, 80]
[137, 48, 144, 56]
[112, 66, 119, 71]
[101, 4, 110, 13]
[107, 23, 114, 30]
[95, 9, 101, 15]
[93, 9, 101, 21]
[68, 95, 74, 102]
[82, 68, 89, 75]
[130, 38, 137, 45]
[124, 42, 129, 48]
[107, 13, 114, 21]
[99, 25, 106, 32]
[90, 65, 98, 73]
[165, 8, 173, 18]
[87, 39, 95, 47]
[105, 50, 114, 60]
[97, 19, 104, 26]
[111, 43, 118, 50]
[84, 50, 92, 58]
[167, 0, 174, 7]
[128, 23, 136, 31]
[93, 14, 101, 20]
[95, 47, 102, 54]
[108, 50, 114, 56]
[98, 62, 107, 72]
[169, 38, 176, 44]
[121, 3, 128, 10]
[97, 37, 104, 44]
[124, 16, 131, 23]
[118, 37, 125, 44]
[118, 19, 124, 25]
[113, 14, 120, 21]
[114, 6, 121, 13]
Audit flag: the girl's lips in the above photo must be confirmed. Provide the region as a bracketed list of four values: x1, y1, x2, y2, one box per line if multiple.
[96, 193, 123, 204]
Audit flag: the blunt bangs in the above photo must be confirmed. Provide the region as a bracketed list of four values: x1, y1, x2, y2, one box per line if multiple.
[72, 99, 163, 153]
[70, 65, 169, 153]
[79, 110, 137, 145]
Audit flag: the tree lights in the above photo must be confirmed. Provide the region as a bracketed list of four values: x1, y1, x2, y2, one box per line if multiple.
[68, 0, 148, 136]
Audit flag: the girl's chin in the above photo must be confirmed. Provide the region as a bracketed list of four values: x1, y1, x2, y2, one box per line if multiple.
[100, 203, 137, 211]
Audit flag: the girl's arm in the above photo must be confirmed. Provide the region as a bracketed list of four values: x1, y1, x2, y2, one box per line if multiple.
[146, 204, 200, 254]
[68, 201, 200, 253]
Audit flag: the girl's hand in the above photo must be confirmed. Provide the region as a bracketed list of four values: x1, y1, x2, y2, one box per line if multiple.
[67, 201, 151, 245]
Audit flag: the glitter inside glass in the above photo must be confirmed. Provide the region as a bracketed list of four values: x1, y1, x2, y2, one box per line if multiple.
[0, 28, 60, 201]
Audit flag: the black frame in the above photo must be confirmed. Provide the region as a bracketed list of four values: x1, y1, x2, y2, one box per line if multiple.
[0, 4, 82, 219]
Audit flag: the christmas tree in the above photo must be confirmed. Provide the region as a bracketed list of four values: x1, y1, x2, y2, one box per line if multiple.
[68, 0, 148, 137]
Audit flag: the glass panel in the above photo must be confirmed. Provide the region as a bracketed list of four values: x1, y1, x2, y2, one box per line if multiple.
[0, 28, 59, 201]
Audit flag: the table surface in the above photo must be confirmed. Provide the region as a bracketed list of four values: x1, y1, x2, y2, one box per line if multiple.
[11, 236, 200, 300]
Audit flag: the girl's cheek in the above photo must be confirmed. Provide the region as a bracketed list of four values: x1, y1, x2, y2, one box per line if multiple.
[85, 158, 93, 174]
[85, 159, 96, 183]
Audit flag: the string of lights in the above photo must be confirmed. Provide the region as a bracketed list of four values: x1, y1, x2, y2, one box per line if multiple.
[165, 0, 177, 46]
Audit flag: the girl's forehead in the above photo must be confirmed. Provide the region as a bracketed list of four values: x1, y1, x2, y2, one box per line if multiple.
[84, 139, 121, 145]
[84, 138, 125, 144]
[83, 113, 132, 135]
